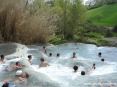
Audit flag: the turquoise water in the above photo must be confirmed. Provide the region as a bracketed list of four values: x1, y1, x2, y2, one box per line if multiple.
[0, 43, 117, 87]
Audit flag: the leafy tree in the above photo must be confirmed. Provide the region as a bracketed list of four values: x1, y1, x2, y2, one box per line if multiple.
[53, 0, 86, 40]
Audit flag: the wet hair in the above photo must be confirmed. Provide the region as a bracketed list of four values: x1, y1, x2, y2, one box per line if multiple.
[81, 71, 85, 75]
[1, 55, 4, 60]
[2, 82, 9, 87]
[28, 55, 32, 59]
[49, 53, 52, 57]
[40, 58, 45, 62]
[57, 53, 60, 57]
[73, 65, 78, 72]
[101, 59, 105, 62]
[16, 61, 20, 66]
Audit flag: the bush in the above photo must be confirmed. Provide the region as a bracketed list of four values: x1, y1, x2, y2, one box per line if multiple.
[105, 30, 113, 37]
[73, 34, 87, 42]
[97, 39, 109, 46]
[84, 22, 108, 35]
[49, 36, 66, 45]
[85, 32, 103, 38]
[0, 0, 56, 44]
[86, 37, 109, 46]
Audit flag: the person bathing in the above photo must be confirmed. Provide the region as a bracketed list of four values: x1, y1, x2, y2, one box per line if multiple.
[0, 55, 5, 64]
[39, 58, 49, 67]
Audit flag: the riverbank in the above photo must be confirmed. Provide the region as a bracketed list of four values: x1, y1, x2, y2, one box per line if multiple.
[49, 37, 117, 47]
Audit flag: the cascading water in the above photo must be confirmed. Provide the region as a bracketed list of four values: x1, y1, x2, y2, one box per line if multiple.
[0, 43, 117, 87]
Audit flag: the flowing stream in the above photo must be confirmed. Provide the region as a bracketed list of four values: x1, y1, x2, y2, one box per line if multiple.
[0, 43, 117, 87]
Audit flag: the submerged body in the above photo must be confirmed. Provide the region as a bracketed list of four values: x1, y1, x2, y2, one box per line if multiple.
[2, 70, 29, 87]
[39, 58, 49, 67]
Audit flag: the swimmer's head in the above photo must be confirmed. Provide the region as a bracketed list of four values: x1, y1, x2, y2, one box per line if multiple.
[98, 52, 102, 57]
[43, 46, 46, 49]
[40, 58, 45, 62]
[28, 55, 32, 60]
[57, 53, 60, 57]
[101, 58, 105, 62]
[49, 53, 52, 57]
[93, 63, 95, 66]
[73, 65, 78, 72]
[73, 52, 76, 58]
[16, 61, 20, 66]
[73, 52, 76, 55]
[81, 71, 85, 75]
[93, 63, 96, 69]
[1, 55, 4, 60]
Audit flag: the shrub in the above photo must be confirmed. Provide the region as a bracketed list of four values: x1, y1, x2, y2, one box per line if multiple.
[49, 36, 64, 45]
[84, 32, 103, 38]
[105, 30, 113, 37]
[0, 0, 56, 44]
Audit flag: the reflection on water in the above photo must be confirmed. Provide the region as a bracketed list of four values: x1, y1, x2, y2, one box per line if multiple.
[0, 43, 117, 87]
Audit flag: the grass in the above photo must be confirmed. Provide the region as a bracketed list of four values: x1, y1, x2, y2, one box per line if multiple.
[87, 4, 117, 26]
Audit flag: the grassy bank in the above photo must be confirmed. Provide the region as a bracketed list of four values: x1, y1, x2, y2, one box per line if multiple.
[87, 4, 117, 26]
[49, 34, 117, 47]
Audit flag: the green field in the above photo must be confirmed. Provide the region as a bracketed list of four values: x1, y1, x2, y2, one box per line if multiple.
[87, 4, 117, 26]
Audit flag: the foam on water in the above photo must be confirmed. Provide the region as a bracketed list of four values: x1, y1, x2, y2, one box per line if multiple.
[0, 43, 117, 87]
[6, 43, 28, 59]
[0, 43, 28, 72]
[90, 64, 117, 76]
[31, 64, 85, 84]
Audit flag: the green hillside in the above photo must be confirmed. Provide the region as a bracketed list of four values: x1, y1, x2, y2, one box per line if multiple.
[87, 4, 117, 26]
